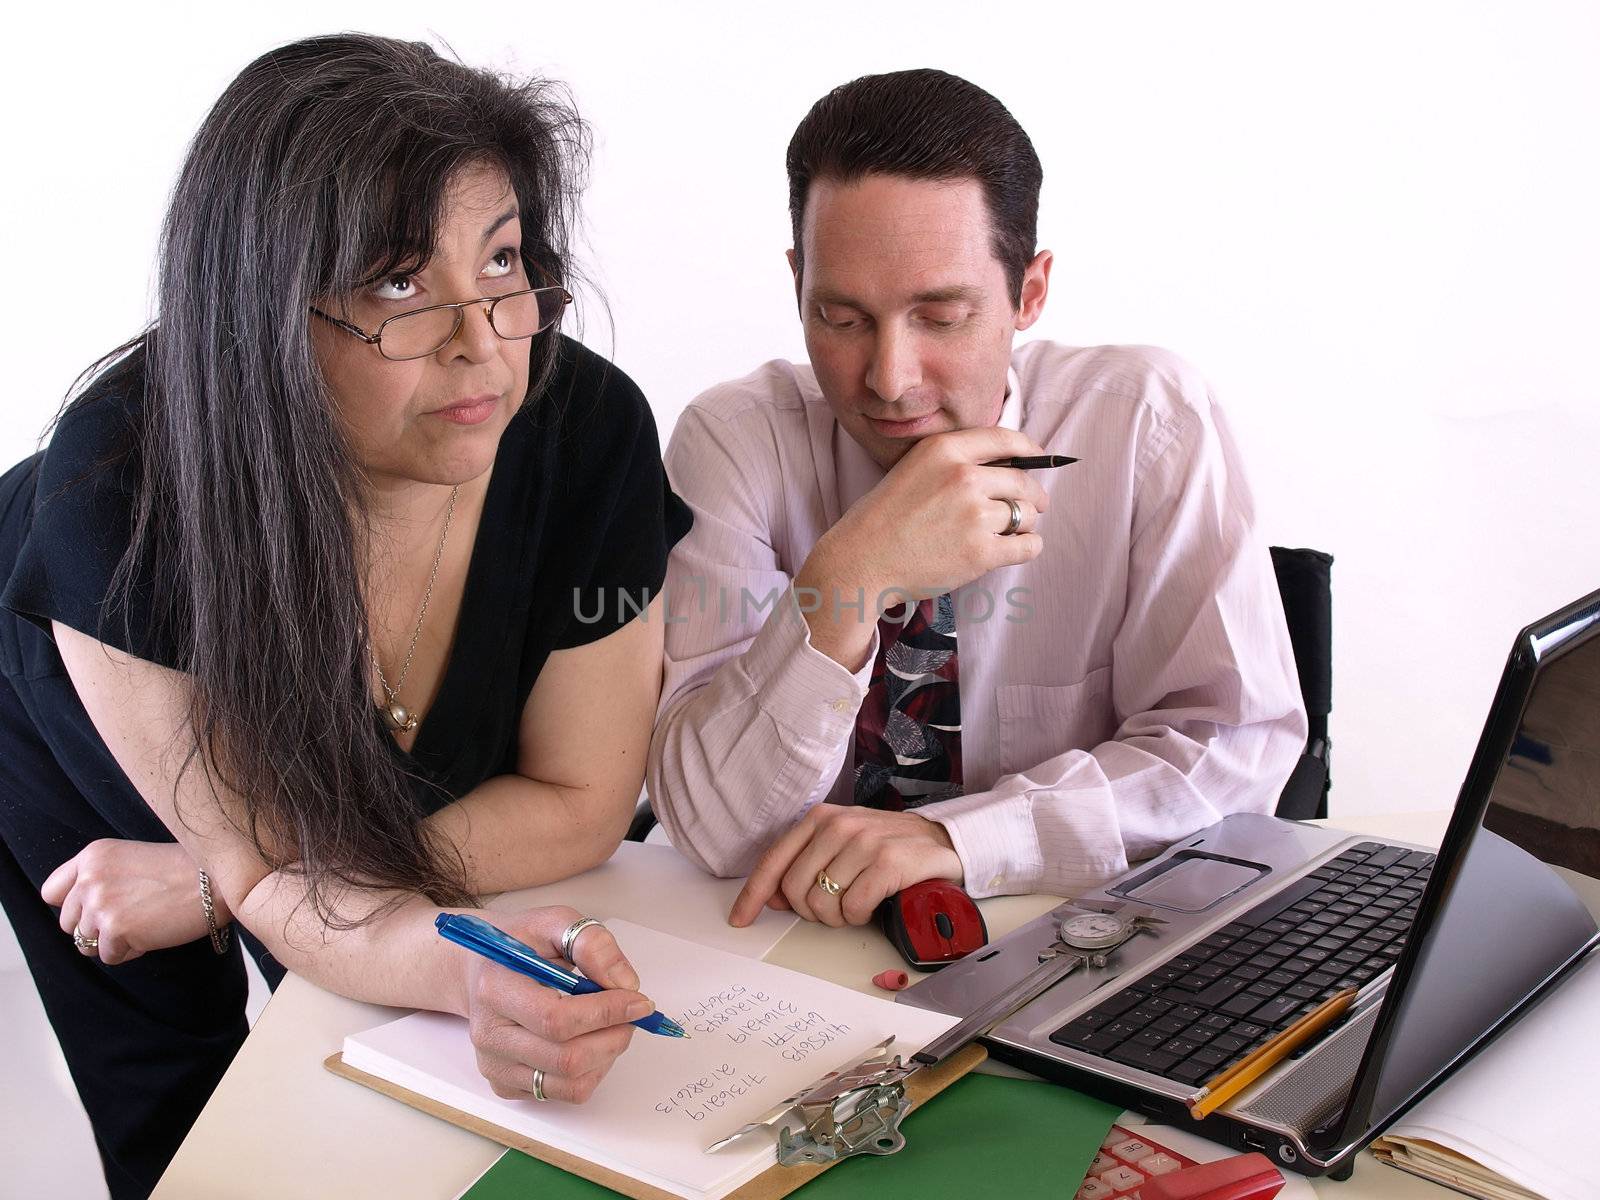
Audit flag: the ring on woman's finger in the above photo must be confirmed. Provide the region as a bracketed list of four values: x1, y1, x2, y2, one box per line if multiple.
[532, 1067, 550, 1102]
[560, 916, 605, 962]
[815, 871, 843, 896]
[72, 928, 99, 955]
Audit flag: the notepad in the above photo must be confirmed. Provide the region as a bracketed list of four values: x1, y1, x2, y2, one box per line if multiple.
[337, 919, 961, 1200]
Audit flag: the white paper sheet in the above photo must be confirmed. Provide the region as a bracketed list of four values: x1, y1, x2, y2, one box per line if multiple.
[484, 840, 797, 960]
[1379, 950, 1600, 1200]
[342, 919, 959, 1200]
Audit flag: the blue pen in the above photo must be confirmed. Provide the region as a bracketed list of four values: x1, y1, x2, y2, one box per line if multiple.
[435, 913, 689, 1038]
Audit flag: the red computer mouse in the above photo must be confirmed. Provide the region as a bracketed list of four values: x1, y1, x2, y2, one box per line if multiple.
[876, 879, 988, 971]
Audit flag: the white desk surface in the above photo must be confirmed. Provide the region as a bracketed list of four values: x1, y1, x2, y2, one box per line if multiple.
[153, 811, 1452, 1199]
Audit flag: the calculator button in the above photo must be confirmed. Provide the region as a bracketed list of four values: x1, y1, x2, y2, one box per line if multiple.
[1138, 1152, 1184, 1175]
[1110, 1138, 1154, 1160]
[1099, 1165, 1146, 1189]
[1075, 1179, 1115, 1200]
[1102, 1129, 1129, 1150]
[1088, 1152, 1118, 1174]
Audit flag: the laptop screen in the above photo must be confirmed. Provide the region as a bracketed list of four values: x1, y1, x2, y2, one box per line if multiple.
[1335, 589, 1600, 1144]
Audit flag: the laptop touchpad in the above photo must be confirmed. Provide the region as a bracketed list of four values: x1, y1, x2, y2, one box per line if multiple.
[1110, 851, 1268, 911]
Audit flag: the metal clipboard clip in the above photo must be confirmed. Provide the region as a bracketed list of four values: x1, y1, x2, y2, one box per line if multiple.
[705, 909, 1113, 1169]
[704, 1035, 921, 1166]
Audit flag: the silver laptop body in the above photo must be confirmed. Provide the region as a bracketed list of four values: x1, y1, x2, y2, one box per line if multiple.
[900, 589, 1600, 1178]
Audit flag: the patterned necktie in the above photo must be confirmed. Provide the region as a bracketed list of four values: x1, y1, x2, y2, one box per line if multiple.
[852, 593, 963, 809]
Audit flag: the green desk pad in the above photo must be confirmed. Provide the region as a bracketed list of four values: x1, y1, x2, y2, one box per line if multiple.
[459, 1073, 1120, 1199]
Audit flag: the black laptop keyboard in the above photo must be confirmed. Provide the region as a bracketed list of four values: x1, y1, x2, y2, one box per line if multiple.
[1049, 841, 1435, 1087]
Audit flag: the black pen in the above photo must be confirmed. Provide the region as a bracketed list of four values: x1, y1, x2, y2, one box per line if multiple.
[983, 455, 1079, 470]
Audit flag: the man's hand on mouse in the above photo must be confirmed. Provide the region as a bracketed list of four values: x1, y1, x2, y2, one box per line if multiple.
[728, 805, 963, 928]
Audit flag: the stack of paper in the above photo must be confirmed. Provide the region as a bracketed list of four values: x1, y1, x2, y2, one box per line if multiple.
[1370, 950, 1600, 1200]
[339, 919, 960, 1200]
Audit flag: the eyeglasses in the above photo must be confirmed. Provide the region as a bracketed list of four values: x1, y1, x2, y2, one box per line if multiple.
[309, 286, 572, 361]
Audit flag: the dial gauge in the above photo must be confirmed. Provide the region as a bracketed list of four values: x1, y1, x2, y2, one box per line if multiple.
[1058, 912, 1129, 950]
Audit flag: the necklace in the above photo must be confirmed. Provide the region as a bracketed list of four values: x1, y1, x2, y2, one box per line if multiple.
[373, 485, 459, 734]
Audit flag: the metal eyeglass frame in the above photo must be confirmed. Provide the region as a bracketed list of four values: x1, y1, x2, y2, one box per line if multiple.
[308, 286, 573, 361]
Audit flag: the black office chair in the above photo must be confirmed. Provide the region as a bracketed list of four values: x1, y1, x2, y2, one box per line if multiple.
[626, 795, 658, 843]
[1269, 546, 1334, 820]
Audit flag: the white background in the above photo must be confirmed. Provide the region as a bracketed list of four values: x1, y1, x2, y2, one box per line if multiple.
[0, 7, 1596, 1191]
[3, 0, 1597, 824]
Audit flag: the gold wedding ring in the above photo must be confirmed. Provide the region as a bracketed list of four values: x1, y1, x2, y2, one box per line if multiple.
[73, 928, 99, 954]
[816, 871, 843, 896]
[532, 1068, 549, 1102]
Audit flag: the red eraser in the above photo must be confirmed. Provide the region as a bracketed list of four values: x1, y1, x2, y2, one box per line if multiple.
[873, 969, 910, 991]
[1141, 1152, 1284, 1200]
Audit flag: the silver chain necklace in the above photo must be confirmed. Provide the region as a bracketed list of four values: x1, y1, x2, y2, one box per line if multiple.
[373, 485, 459, 734]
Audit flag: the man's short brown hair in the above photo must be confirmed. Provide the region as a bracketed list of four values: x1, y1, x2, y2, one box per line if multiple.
[786, 68, 1043, 306]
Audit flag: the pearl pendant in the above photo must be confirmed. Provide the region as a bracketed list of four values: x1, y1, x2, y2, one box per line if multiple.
[381, 701, 417, 733]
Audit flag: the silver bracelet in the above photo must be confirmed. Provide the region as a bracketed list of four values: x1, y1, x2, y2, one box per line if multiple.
[198, 868, 232, 956]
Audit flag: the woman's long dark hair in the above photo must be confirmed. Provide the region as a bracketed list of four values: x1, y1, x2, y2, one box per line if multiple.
[100, 34, 591, 924]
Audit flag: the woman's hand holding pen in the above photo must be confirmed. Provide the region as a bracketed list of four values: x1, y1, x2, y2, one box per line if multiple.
[461, 906, 655, 1103]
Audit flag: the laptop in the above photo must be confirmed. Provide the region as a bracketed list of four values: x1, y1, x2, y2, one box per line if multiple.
[900, 588, 1600, 1178]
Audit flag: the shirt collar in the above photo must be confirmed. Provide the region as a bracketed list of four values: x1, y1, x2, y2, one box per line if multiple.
[997, 364, 1023, 433]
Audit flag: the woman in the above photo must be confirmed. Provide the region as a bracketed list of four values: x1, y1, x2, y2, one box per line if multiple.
[0, 34, 690, 1199]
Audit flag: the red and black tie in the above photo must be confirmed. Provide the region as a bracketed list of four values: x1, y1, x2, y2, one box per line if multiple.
[852, 594, 963, 809]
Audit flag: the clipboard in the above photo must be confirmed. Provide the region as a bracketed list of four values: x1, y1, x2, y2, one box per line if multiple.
[325, 1041, 986, 1200]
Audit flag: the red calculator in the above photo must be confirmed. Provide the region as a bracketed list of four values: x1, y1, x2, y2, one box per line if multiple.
[1076, 1124, 1199, 1198]
[1076, 1124, 1284, 1200]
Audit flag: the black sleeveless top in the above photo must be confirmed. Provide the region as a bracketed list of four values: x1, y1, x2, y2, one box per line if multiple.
[0, 335, 691, 827]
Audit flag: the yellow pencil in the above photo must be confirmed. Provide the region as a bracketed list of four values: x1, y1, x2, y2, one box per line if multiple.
[1187, 986, 1360, 1120]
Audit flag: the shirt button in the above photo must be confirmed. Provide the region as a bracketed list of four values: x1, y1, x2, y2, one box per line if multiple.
[988, 876, 1004, 890]
[830, 698, 853, 714]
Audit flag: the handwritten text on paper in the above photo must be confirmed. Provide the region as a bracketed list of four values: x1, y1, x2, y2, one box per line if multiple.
[654, 983, 854, 1123]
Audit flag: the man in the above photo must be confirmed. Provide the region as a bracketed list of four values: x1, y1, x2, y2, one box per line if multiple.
[646, 69, 1305, 929]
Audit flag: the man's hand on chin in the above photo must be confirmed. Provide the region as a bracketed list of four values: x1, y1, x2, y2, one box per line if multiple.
[728, 805, 964, 929]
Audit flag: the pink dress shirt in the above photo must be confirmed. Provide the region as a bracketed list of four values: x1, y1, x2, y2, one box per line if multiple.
[647, 341, 1307, 898]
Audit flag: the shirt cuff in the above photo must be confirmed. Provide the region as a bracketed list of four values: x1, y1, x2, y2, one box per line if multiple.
[742, 600, 878, 745]
[915, 789, 1041, 899]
